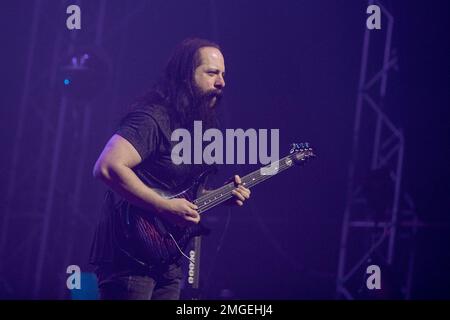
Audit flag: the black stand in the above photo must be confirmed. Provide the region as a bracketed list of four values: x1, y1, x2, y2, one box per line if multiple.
[182, 236, 202, 299]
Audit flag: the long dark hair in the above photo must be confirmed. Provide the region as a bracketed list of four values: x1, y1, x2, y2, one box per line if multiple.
[136, 38, 221, 130]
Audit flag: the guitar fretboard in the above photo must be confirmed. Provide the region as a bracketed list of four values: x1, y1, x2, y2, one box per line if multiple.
[193, 150, 312, 213]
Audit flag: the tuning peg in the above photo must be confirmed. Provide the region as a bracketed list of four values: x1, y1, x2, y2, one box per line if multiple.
[290, 143, 298, 154]
[290, 142, 314, 154]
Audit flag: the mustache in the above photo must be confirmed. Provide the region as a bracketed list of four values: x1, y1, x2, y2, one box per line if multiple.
[204, 88, 223, 99]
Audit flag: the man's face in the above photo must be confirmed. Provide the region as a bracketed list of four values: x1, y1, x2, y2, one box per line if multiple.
[193, 47, 226, 108]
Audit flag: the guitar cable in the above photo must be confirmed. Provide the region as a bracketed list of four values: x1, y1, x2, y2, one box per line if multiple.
[168, 232, 196, 264]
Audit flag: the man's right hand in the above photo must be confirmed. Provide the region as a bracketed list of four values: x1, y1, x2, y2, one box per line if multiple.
[158, 198, 200, 227]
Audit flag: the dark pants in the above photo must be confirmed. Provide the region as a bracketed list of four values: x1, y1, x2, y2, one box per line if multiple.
[97, 264, 183, 300]
[99, 274, 181, 300]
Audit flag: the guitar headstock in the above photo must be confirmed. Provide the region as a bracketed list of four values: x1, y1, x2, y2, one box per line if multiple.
[289, 142, 316, 164]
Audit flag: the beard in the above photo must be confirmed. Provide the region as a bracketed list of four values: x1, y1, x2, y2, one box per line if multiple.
[191, 86, 223, 130]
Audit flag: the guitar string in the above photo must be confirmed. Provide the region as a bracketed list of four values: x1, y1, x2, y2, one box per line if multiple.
[193, 155, 289, 204]
[196, 156, 297, 213]
[196, 167, 283, 211]
[196, 156, 298, 213]
[197, 172, 281, 213]
[194, 149, 312, 207]
[196, 149, 313, 213]
[193, 154, 295, 206]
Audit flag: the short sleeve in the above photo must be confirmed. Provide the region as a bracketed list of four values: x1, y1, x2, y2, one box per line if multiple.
[115, 106, 160, 160]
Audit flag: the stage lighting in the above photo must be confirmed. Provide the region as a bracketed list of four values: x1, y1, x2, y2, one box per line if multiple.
[58, 48, 110, 101]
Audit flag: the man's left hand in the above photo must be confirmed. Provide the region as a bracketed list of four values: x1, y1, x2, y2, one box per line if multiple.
[230, 175, 251, 206]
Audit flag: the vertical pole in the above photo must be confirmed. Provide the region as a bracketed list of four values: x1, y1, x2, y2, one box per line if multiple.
[33, 96, 68, 297]
[59, 0, 107, 299]
[0, 0, 42, 264]
[336, 18, 372, 298]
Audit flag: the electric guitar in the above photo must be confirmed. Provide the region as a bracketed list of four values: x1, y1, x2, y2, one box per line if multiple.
[114, 143, 316, 266]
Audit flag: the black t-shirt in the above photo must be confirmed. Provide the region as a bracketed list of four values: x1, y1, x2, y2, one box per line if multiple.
[118, 103, 205, 189]
[89, 103, 209, 281]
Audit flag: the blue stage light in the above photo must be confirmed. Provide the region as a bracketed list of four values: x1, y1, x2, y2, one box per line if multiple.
[70, 272, 99, 300]
[64, 78, 70, 85]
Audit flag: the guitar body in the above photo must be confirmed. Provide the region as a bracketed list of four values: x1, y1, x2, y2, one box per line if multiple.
[114, 171, 211, 266]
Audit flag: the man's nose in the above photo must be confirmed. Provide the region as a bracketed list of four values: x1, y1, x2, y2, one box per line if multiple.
[215, 76, 225, 89]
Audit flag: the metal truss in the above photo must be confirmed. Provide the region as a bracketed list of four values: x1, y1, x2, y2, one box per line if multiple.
[0, 0, 149, 299]
[336, 1, 419, 300]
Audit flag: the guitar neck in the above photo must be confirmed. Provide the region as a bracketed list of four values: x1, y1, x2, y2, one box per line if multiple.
[194, 154, 297, 214]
